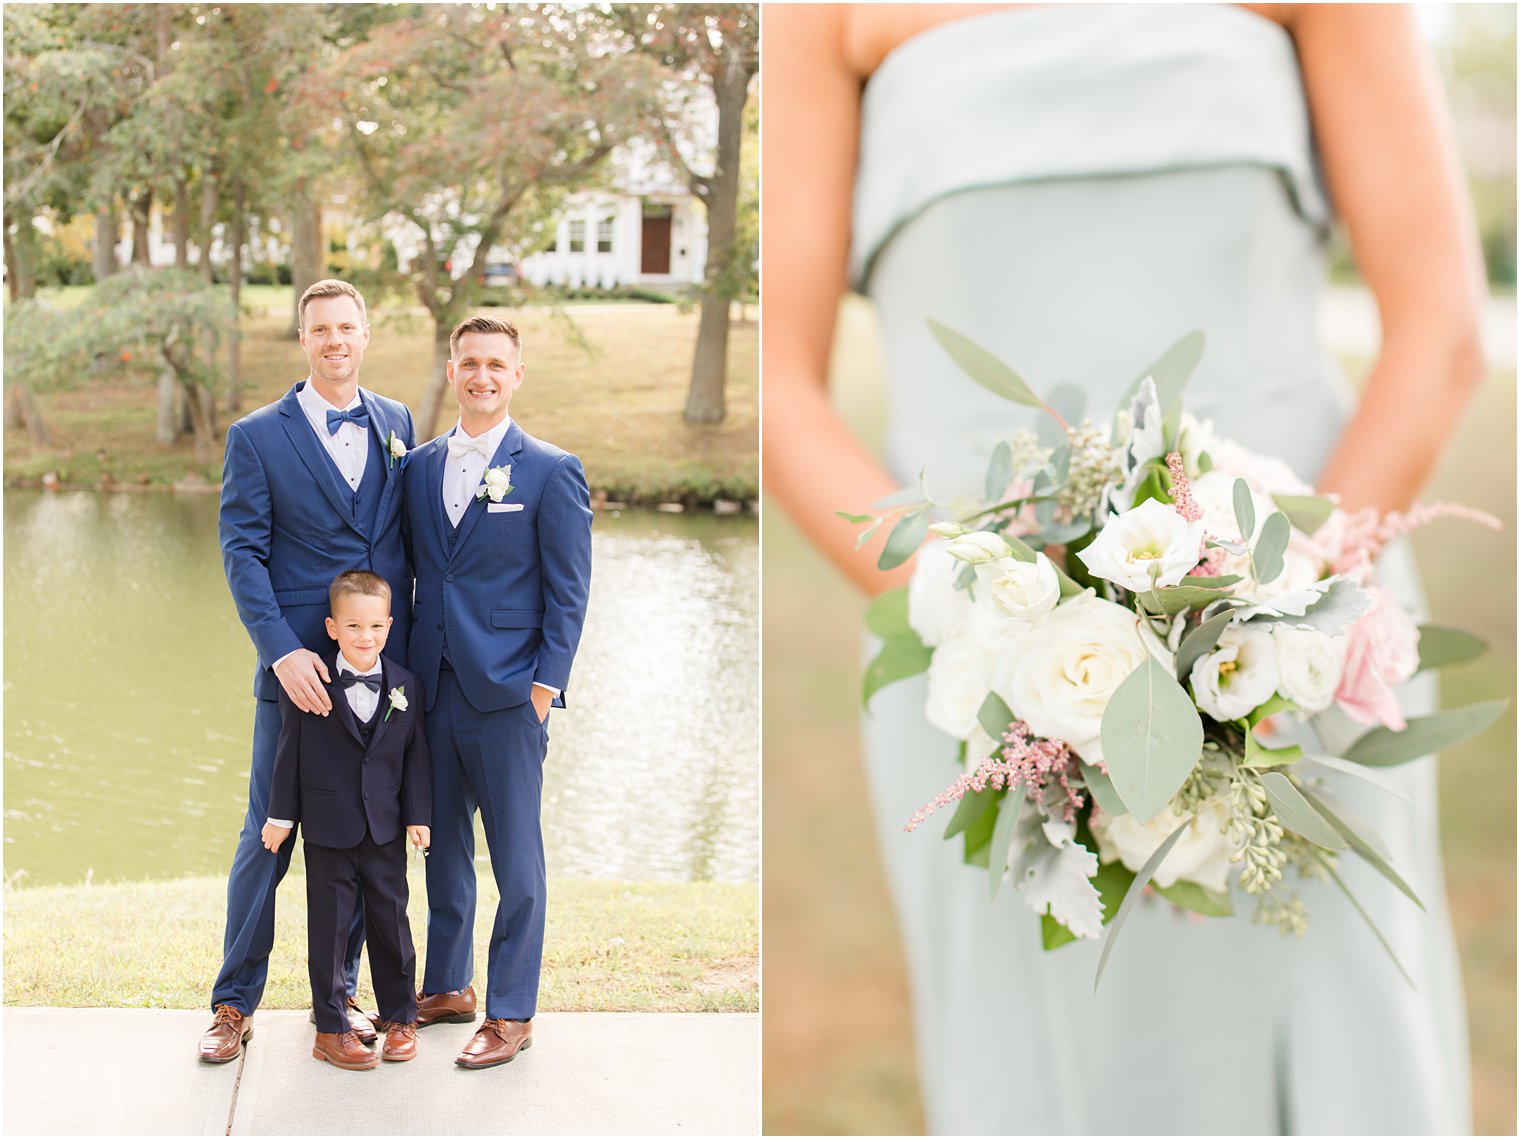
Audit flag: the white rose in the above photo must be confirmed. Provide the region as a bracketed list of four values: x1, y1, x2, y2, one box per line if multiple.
[387, 686, 409, 713]
[1190, 625, 1280, 722]
[993, 593, 1152, 758]
[906, 541, 973, 648]
[1090, 800, 1234, 891]
[925, 637, 995, 740]
[389, 434, 407, 459]
[1077, 498, 1204, 592]
[1272, 627, 1347, 713]
[975, 554, 1060, 621]
[969, 589, 1036, 660]
[944, 530, 1011, 565]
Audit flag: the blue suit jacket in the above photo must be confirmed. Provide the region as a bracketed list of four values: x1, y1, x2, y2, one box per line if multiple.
[404, 420, 592, 714]
[268, 654, 431, 849]
[220, 383, 415, 700]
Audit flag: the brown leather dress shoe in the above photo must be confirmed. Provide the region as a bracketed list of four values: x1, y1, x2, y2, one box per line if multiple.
[379, 1021, 419, 1063]
[415, 985, 478, 1027]
[455, 1018, 532, 1069]
[198, 1004, 252, 1064]
[311, 1030, 379, 1071]
[307, 997, 379, 1043]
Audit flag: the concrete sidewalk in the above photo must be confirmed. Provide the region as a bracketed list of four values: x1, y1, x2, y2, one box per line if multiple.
[2, 1009, 759, 1136]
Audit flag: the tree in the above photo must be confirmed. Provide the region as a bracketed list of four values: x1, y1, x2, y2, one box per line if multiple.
[610, 4, 758, 425]
[299, 5, 652, 437]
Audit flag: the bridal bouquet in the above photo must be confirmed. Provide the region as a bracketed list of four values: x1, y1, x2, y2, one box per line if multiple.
[848, 325, 1504, 983]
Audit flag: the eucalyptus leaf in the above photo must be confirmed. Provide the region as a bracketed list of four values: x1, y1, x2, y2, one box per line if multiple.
[1048, 445, 1072, 484]
[863, 586, 913, 639]
[1342, 700, 1507, 767]
[961, 792, 1003, 866]
[870, 486, 926, 510]
[1232, 479, 1256, 544]
[1206, 537, 1248, 555]
[1196, 451, 1213, 474]
[1297, 784, 1422, 909]
[1246, 693, 1299, 728]
[854, 520, 882, 551]
[985, 441, 1014, 501]
[977, 692, 1016, 741]
[943, 784, 1000, 840]
[878, 509, 929, 571]
[836, 510, 872, 524]
[1258, 772, 1347, 848]
[1141, 585, 1236, 617]
[1181, 575, 1243, 589]
[1174, 609, 1235, 683]
[1253, 512, 1290, 584]
[1079, 760, 1127, 817]
[1099, 656, 1205, 822]
[1271, 493, 1335, 537]
[1301, 754, 1411, 802]
[1034, 520, 1094, 547]
[1326, 864, 1416, 989]
[862, 637, 932, 706]
[1038, 385, 1088, 452]
[1416, 625, 1488, 672]
[1151, 878, 1234, 917]
[1115, 331, 1206, 421]
[987, 792, 1026, 899]
[1094, 817, 1190, 991]
[928, 319, 1047, 410]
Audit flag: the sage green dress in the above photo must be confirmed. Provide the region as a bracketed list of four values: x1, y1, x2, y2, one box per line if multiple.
[851, 6, 1470, 1134]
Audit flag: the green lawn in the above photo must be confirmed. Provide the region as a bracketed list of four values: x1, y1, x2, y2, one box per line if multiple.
[761, 299, 1517, 1136]
[4, 872, 758, 1014]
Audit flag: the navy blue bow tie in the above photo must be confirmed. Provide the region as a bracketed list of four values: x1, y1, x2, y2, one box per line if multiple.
[325, 404, 369, 435]
[338, 671, 381, 693]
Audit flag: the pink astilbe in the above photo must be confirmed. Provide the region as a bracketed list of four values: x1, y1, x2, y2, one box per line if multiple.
[1167, 451, 1230, 576]
[904, 721, 1082, 832]
[1332, 501, 1503, 576]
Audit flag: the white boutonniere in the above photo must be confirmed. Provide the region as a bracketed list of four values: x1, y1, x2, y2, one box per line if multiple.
[385, 685, 408, 721]
[475, 464, 513, 503]
[386, 430, 407, 470]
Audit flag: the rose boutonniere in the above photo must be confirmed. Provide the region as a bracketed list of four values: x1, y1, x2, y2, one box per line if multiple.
[475, 464, 513, 503]
[386, 430, 407, 470]
[385, 685, 407, 721]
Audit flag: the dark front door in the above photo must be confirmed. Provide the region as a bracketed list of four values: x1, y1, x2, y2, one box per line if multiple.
[640, 206, 673, 275]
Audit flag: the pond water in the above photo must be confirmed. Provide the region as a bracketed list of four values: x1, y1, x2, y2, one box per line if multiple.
[3, 490, 757, 887]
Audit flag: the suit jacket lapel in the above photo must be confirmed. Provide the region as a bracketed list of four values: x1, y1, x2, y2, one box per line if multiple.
[361, 390, 402, 533]
[325, 655, 367, 748]
[426, 434, 453, 561]
[369, 658, 396, 753]
[450, 421, 522, 560]
[279, 383, 364, 537]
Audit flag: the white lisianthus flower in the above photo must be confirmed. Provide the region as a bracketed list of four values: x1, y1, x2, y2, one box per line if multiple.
[944, 530, 1011, 565]
[1272, 627, 1347, 713]
[1190, 626, 1280, 722]
[969, 589, 1036, 660]
[1077, 499, 1204, 592]
[928, 521, 968, 539]
[907, 542, 973, 648]
[925, 637, 996, 740]
[1090, 800, 1234, 891]
[976, 554, 1060, 621]
[992, 593, 1152, 760]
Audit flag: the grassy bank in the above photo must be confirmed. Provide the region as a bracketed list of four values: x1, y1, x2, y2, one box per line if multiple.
[4, 872, 757, 1014]
[5, 289, 757, 505]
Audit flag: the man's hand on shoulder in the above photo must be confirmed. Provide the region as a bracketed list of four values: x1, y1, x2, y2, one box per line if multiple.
[274, 649, 333, 715]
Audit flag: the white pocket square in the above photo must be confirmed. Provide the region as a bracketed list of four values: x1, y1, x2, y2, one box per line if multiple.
[488, 503, 524, 513]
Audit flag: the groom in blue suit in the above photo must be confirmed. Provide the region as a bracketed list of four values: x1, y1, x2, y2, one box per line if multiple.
[402, 314, 592, 1069]
[199, 280, 416, 1063]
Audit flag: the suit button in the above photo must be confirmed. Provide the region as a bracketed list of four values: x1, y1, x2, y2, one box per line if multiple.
[436, 623, 443, 631]
[363, 758, 370, 764]
[363, 792, 370, 801]
[445, 573, 455, 583]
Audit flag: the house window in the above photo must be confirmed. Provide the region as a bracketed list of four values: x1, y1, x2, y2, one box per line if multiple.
[597, 218, 614, 254]
[547, 227, 560, 253]
[568, 219, 586, 253]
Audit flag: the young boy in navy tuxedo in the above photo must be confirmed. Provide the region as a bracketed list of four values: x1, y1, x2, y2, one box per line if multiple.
[261, 570, 431, 1071]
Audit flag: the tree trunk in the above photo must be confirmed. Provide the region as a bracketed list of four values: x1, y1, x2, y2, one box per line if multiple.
[4, 213, 36, 301]
[5, 385, 23, 430]
[198, 172, 219, 283]
[94, 202, 119, 279]
[289, 178, 323, 337]
[226, 181, 245, 411]
[130, 188, 153, 266]
[18, 386, 49, 445]
[156, 366, 179, 443]
[417, 322, 455, 441]
[173, 175, 191, 268]
[183, 380, 215, 463]
[683, 44, 750, 427]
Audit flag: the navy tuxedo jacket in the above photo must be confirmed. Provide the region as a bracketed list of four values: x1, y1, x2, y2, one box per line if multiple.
[403, 420, 592, 714]
[268, 654, 431, 849]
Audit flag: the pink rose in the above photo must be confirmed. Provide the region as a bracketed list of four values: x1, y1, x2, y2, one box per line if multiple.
[1334, 585, 1420, 730]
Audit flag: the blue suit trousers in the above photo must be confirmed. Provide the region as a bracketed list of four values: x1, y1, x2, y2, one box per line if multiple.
[211, 697, 364, 1013]
[422, 669, 548, 1020]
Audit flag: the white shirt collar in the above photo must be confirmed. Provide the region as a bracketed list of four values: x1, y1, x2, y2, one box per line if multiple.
[450, 415, 512, 461]
[297, 378, 363, 422]
[336, 651, 382, 677]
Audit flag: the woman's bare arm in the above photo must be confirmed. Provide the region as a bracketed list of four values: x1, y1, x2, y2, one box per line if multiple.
[761, 5, 913, 595]
[1291, 5, 1487, 513]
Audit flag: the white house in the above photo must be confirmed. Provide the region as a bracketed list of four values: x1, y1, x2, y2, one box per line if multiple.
[517, 182, 707, 290]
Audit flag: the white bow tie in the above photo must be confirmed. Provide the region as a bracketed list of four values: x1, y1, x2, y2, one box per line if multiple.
[447, 433, 493, 461]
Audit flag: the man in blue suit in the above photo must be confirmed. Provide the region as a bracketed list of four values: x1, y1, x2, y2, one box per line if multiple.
[199, 279, 416, 1063]
[402, 315, 592, 1069]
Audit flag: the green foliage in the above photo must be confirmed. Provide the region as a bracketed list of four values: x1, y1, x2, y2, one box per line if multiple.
[1415, 625, 1489, 672]
[1342, 700, 1508, 767]
[1099, 656, 1205, 823]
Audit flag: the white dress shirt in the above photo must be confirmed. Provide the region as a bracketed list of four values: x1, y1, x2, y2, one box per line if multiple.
[267, 652, 382, 829]
[297, 379, 370, 491]
[442, 416, 512, 528]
